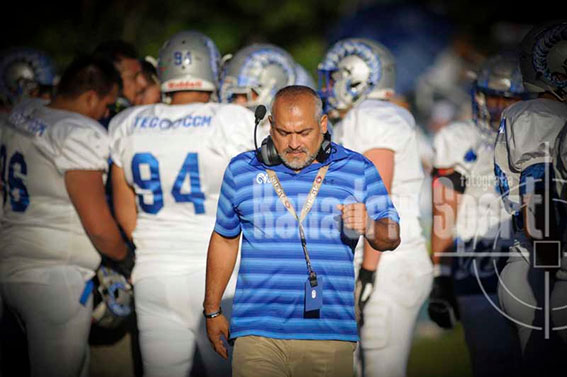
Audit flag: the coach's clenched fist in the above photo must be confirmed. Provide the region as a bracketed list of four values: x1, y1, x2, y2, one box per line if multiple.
[338, 202, 401, 252]
[337, 203, 371, 236]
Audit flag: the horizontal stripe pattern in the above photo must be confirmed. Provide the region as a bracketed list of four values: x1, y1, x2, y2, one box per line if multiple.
[214, 144, 398, 341]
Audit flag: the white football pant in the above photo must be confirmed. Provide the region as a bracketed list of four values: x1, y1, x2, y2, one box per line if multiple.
[0, 266, 92, 377]
[356, 245, 432, 377]
[134, 265, 236, 377]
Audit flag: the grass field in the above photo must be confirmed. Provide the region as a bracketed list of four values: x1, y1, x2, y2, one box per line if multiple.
[91, 310, 474, 377]
[408, 321, 472, 377]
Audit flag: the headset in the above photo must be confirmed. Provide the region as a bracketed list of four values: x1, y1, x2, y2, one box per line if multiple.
[253, 105, 332, 166]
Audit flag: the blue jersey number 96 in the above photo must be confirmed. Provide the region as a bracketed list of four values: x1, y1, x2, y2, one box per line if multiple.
[1, 145, 30, 213]
[131, 152, 204, 215]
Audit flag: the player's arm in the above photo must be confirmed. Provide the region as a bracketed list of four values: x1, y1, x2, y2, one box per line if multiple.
[364, 216, 400, 251]
[361, 148, 394, 269]
[65, 170, 127, 261]
[520, 163, 560, 266]
[431, 167, 462, 269]
[111, 163, 137, 241]
[203, 230, 241, 360]
[428, 167, 462, 328]
[340, 149, 398, 325]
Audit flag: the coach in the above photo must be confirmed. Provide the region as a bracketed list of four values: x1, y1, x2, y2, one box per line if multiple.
[203, 85, 400, 377]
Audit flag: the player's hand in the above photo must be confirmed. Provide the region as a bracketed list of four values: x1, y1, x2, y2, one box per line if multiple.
[427, 276, 460, 329]
[337, 203, 369, 237]
[355, 267, 376, 327]
[206, 314, 231, 359]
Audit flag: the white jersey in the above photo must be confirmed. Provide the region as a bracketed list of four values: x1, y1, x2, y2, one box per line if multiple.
[334, 99, 426, 250]
[554, 123, 567, 199]
[0, 99, 109, 283]
[0, 111, 10, 222]
[434, 120, 512, 242]
[495, 98, 567, 216]
[109, 102, 255, 280]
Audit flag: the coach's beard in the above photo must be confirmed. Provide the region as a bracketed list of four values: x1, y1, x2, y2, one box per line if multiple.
[279, 146, 319, 170]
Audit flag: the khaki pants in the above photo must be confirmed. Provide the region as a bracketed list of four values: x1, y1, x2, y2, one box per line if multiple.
[233, 335, 356, 377]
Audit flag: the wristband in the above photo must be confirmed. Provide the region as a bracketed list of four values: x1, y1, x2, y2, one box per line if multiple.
[203, 307, 222, 319]
[358, 267, 376, 283]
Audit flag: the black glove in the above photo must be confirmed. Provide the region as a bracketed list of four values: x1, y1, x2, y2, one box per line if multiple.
[102, 240, 136, 280]
[427, 276, 460, 329]
[355, 267, 376, 327]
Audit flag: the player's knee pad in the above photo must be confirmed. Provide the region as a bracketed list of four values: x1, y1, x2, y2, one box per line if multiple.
[497, 260, 544, 325]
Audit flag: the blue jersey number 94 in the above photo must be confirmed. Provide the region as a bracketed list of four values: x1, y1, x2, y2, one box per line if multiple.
[131, 152, 205, 214]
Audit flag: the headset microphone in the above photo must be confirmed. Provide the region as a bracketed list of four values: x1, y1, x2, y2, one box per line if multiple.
[254, 105, 267, 155]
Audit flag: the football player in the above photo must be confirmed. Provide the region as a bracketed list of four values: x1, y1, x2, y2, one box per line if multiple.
[554, 124, 567, 200]
[428, 53, 528, 377]
[220, 43, 297, 110]
[109, 30, 256, 377]
[93, 40, 142, 109]
[220, 43, 330, 144]
[0, 46, 59, 376]
[318, 38, 433, 377]
[552, 122, 567, 344]
[0, 48, 58, 218]
[220, 43, 297, 142]
[0, 55, 130, 377]
[494, 20, 567, 374]
[134, 57, 161, 105]
[0, 47, 58, 112]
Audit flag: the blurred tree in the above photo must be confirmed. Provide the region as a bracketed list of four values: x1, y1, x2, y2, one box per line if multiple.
[0, 0, 352, 79]
[0, 0, 557, 84]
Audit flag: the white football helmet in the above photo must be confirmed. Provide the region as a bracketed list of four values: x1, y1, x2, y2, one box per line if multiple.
[220, 43, 296, 109]
[471, 53, 529, 134]
[318, 38, 395, 113]
[92, 265, 133, 329]
[158, 31, 221, 94]
[0, 47, 57, 106]
[519, 20, 567, 102]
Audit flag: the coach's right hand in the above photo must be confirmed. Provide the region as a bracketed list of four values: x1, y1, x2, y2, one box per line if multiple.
[206, 314, 231, 359]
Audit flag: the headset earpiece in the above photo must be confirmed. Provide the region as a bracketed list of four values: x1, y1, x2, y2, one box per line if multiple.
[316, 132, 332, 163]
[259, 135, 282, 166]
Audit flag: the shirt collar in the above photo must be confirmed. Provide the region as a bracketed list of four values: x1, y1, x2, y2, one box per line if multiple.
[250, 142, 349, 175]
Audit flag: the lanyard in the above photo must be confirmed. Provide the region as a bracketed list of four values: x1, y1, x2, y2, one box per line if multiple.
[266, 165, 329, 287]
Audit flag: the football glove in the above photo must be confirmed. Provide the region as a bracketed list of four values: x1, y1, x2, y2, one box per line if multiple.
[102, 240, 136, 280]
[427, 276, 460, 329]
[355, 267, 376, 327]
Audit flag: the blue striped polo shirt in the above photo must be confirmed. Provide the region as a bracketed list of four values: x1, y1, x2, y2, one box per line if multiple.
[214, 143, 399, 341]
